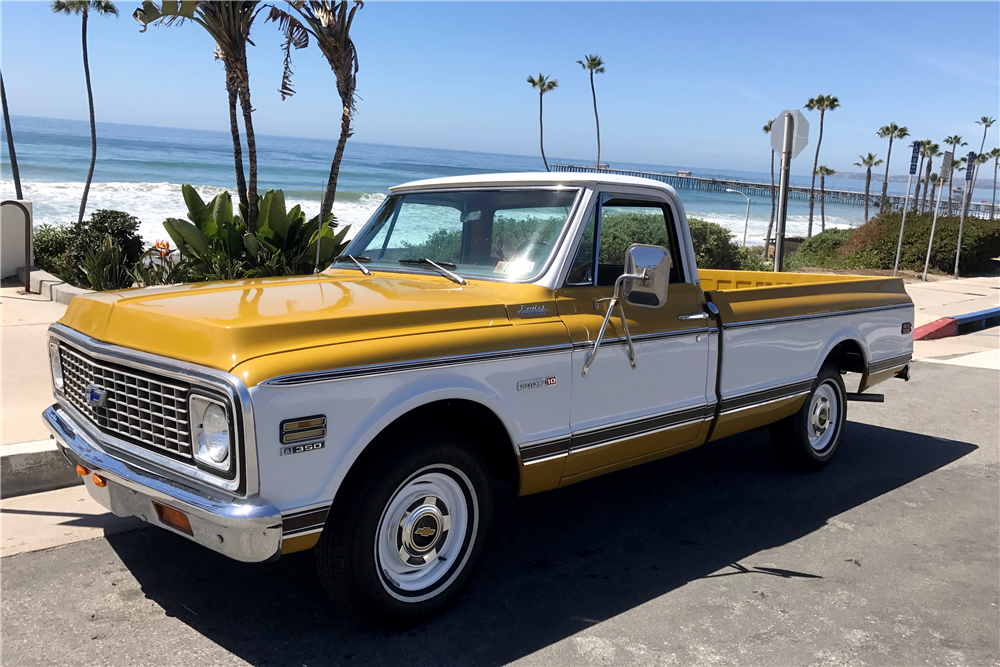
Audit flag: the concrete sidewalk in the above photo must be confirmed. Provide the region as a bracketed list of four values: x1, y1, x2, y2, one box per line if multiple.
[905, 276, 1000, 329]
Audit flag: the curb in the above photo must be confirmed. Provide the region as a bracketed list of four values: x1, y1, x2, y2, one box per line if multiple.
[1, 438, 81, 499]
[15, 267, 91, 305]
[915, 306, 1000, 341]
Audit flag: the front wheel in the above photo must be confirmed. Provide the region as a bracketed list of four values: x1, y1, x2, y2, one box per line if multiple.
[316, 437, 493, 626]
[770, 365, 847, 471]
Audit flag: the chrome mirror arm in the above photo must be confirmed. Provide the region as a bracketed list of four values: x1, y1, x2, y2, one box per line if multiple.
[582, 272, 644, 377]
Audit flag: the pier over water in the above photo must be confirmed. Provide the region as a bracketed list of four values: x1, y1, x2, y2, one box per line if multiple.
[551, 164, 996, 219]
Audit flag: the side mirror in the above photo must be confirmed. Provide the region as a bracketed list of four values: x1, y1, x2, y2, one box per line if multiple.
[623, 244, 671, 308]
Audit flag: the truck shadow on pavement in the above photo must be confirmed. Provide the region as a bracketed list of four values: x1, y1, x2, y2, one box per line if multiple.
[106, 422, 975, 666]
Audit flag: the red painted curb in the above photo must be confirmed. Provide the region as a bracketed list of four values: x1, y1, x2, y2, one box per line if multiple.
[914, 317, 957, 341]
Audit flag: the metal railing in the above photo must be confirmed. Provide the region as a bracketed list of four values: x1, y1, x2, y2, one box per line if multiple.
[1, 199, 32, 294]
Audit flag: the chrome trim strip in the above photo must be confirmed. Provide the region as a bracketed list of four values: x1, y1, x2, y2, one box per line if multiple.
[261, 342, 574, 387]
[868, 352, 913, 374]
[718, 379, 815, 415]
[48, 324, 258, 496]
[45, 405, 281, 563]
[520, 451, 569, 466]
[519, 402, 715, 463]
[718, 391, 811, 416]
[570, 327, 713, 350]
[722, 303, 913, 330]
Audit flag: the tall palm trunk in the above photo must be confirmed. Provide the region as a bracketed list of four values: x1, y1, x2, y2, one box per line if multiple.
[947, 176, 954, 216]
[863, 168, 871, 223]
[968, 128, 989, 217]
[538, 92, 549, 172]
[225, 77, 249, 217]
[0, 72, 23, 200]
[233, 54, 258, 232]
[588, 70, 600, 168]
[79, 7, 97, 225]
[322, 98, 353, 217]
[807, 109, 825, 236]
[921, 156, 933, 213]
[880, 137, 894, 214]
[992, 156, 998, 221]
[929, 179, 937, 210]
[820, 172, 826, 231]
[765, 148, 775, 245]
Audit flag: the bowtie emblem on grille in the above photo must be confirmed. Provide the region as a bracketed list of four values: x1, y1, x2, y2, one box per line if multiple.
[85, 384, 108, 408]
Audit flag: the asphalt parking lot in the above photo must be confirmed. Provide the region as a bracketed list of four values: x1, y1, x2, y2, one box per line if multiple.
[2, 360, 998, 667]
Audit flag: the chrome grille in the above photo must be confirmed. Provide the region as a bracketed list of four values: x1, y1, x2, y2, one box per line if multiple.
[58, 343, 193, 459]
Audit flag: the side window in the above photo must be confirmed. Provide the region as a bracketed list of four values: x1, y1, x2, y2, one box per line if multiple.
[566, 207, 597, 285]
[596, 199, 683, 286]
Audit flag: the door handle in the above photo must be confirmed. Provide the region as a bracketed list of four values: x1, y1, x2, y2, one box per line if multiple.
[679, 312, 709, 320]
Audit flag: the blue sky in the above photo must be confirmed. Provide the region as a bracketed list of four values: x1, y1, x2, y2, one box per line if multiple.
[2, 1, 998, 174]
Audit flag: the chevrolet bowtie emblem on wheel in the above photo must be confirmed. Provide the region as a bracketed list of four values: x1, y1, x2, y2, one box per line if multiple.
[414, 526, 436, 538]
[85, 384, 108, 408]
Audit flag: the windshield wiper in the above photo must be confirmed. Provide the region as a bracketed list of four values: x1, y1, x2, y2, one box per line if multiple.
[334, 254, 373, 276]
[398, 258, 466, 285]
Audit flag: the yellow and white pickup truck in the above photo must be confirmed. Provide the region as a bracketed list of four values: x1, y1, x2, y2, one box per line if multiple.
[44, 173, 913, 624]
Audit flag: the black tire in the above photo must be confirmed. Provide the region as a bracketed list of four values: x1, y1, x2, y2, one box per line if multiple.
[770, 365, 847, 471]
[315, 434, 493, 626]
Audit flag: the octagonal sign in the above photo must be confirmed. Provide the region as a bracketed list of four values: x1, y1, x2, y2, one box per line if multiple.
[770, 110, 810, 159]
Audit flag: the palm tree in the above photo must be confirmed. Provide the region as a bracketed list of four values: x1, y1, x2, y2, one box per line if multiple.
[990, 147, 1000, 220]
[854, 153, 882, 223]
[803, 95, 840, 236]
[928, 173, 939, 211]
[527, 74, 558, 172]
[942, 135, 967, 215]
[966, 116, 996, 216]
[876, 123, 909, 214]
[762, 119, 776, 246]
[576, 55, 605, 169]
[920, 143, 940, 213]
[0, 72, 23, 200]
[52, 1, 119, 225]
[135, 1, 264, 231]
[268, 1, 363, 218]
[948, 157, 967, 214]
[815, 166, 835, 231]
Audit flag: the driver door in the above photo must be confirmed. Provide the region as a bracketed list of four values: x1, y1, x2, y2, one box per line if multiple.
[556, 194, 714, 483]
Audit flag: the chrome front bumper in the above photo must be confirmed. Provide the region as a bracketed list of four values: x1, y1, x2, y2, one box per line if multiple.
[44, 405, 282, 563]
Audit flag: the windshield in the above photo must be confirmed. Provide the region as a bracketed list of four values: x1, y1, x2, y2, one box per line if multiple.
[337, 189, 579, 281]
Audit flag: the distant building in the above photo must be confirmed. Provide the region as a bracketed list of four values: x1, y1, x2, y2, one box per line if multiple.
[677, 170, 692, 177]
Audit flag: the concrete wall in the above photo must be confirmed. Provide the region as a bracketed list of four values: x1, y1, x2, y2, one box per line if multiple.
[1, 200, 33, 279]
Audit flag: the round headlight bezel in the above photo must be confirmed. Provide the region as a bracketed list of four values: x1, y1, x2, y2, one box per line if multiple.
[49, 342, 64, 392]
[189, 393, 232, 472]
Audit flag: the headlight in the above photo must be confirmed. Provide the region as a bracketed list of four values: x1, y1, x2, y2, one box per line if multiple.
[190, 395, 231, 470]
[49, 342, 64, 392]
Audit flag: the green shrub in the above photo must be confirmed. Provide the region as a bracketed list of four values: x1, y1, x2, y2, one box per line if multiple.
[130, 247, 194, 287]
[738, 244, 771, 271]
[58, 210, 144, 288]
[81, 236, 134, 291]
[840, 212, 1000, 274]
[786, 228, 853, 270]
[32, 224, 74, 274]
[688, 218, 744, 270]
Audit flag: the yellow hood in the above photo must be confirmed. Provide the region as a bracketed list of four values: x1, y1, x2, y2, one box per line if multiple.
[59, 271, 518, 372]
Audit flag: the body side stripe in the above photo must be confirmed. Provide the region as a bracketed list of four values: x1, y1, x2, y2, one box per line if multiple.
[868, 352, 912, 373]
[721, 303, 912, 330]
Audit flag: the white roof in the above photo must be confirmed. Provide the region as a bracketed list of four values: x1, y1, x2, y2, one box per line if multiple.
[389, 171, 676, 194]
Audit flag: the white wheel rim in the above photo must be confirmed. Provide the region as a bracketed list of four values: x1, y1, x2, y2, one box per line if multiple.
[808, 381, 840, 453]
[375, 465, 477, 602]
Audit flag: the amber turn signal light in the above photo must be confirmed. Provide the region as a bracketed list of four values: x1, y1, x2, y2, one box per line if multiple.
[153, 502, 193, 536]
[76, 465, 89, 476]
[92, 474, 107, 488]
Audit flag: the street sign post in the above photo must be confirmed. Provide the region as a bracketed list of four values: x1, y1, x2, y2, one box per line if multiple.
[893, 141, 921, 276]
[923, 151, 953, 281]
[771, 110, 809, 272]
[954, 151, 975, 278]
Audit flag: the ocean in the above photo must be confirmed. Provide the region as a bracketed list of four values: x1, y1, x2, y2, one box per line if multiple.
[2, 116, 988, 246]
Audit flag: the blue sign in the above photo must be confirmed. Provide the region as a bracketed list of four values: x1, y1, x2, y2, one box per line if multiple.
[966, 152, 976, 181]
[909, 142, 921, 175]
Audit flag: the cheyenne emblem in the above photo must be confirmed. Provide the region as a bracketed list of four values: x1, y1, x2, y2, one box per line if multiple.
[85, 384, 108, 408]
[517, 304, 549, 318]
[517, 376, 557, 391]
[414, 526, 436, 538]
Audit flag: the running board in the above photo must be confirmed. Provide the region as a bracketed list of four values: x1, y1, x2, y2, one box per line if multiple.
[846, 393, 884, 402]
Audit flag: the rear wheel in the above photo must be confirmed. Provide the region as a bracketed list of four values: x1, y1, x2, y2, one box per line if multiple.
[770, 365, 847, 471]
[316, 435, 493, 626]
